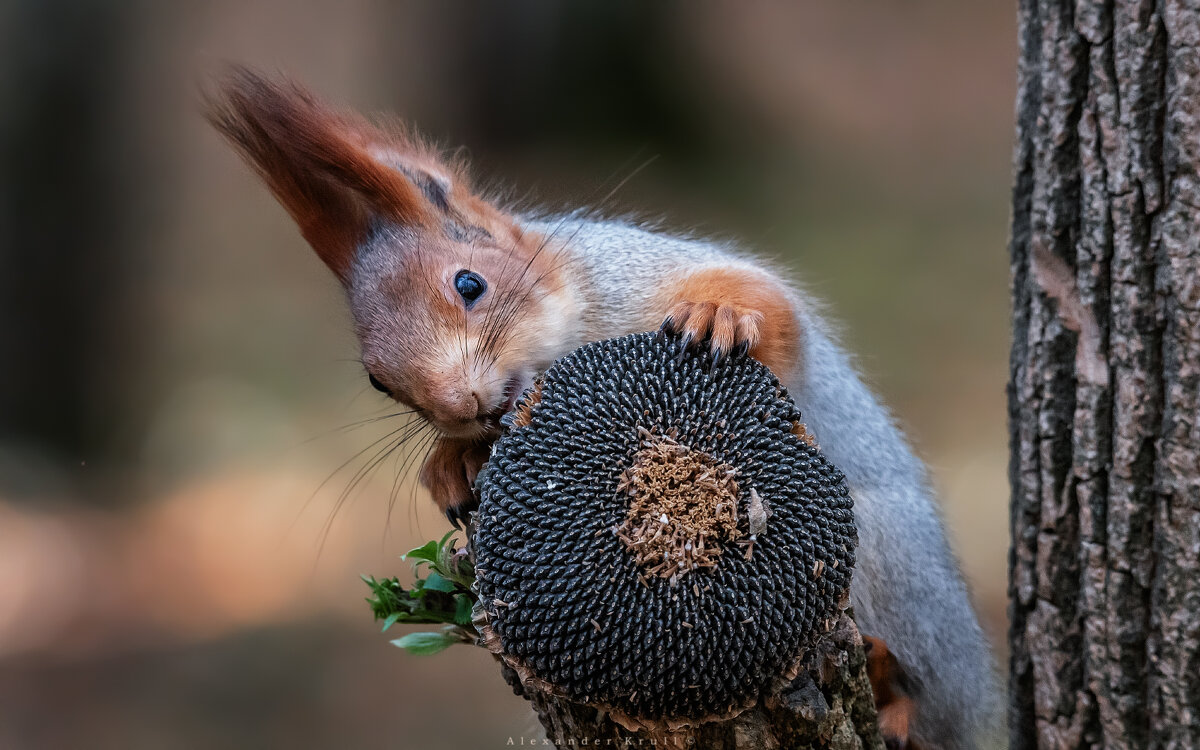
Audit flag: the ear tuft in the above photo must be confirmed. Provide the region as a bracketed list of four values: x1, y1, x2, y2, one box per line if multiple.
[203, 66, 430, 280]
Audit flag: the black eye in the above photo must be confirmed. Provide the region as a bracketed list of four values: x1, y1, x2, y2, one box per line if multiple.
[368, 373, 390, 394]
[454, 270, 487, 308]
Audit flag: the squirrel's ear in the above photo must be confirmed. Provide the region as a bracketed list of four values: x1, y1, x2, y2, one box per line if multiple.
[204, 67, 431, 282]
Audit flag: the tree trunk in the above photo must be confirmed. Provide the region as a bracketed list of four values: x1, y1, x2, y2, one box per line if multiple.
[499, 610, 884, 750]
[1008, 1, 1200, 748]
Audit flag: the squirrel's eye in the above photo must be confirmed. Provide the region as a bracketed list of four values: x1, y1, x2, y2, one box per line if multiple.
[368, 373, 390, 394]
[454, 270, 487, 308]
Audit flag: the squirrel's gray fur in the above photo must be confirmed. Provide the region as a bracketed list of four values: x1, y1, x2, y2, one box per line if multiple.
[523, 215, 1003, 750]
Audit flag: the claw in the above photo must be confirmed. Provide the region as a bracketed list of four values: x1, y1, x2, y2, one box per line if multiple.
[445, 504, 467, 530]
[657, 318, 674, 343]
[712, 346, 727, 366]
[675, 339, 692, 364]
[733, 341, 750, 359]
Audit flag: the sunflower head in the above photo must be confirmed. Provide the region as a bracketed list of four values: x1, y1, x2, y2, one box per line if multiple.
[472, 331, 856, 725]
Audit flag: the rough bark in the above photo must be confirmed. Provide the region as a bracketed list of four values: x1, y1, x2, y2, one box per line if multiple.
[1008, 1, 1200, 748]
[497, 611, 884, 750]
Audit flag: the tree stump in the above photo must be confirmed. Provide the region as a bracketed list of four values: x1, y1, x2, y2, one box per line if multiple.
[499, 610, 883, 750]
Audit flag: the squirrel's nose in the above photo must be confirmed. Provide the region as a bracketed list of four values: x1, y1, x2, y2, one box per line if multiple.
[432, 388, 480, 423]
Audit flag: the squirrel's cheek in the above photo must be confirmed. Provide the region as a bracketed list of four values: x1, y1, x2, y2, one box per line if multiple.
[525, 287, 588, 361]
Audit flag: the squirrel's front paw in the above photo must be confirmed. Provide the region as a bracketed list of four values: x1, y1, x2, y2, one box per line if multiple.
[662, 300, 763, 364]
[420, 437, 490, 528]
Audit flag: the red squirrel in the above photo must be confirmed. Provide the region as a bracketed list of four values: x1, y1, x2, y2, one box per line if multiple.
[206, 68, 1000, 750]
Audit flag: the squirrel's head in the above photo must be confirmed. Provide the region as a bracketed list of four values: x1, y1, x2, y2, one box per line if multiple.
[206, 68, 580, 438]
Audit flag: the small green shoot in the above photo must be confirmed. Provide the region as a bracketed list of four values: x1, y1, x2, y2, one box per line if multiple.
[364, 531, 478, 655]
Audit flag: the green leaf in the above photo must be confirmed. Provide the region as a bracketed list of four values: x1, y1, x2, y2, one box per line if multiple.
[366, 533, 479, 645]
[422, 572, 457, 593]
[402, 540, 439, 564]
[391, 631, 457, 655]
[454, 595, 474, 626]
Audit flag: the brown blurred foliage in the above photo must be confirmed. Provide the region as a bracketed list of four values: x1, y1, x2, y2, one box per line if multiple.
[0, 2, 1015, 748]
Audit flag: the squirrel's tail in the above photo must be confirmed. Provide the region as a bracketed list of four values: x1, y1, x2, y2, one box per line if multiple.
[792, 314, 1003, 749]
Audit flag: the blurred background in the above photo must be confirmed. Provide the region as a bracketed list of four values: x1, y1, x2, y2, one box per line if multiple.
[0, 2, 1015, 748]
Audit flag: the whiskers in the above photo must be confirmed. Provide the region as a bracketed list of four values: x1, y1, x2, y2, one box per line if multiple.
[291, 400, 440, 566]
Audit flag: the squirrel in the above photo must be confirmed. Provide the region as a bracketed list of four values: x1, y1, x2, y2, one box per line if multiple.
[206, 68, 1001, 750]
